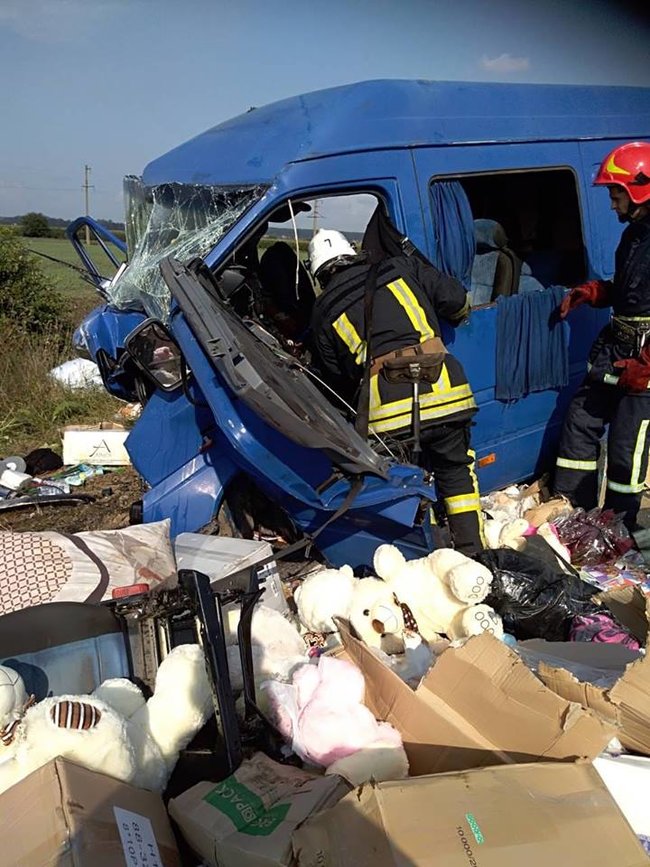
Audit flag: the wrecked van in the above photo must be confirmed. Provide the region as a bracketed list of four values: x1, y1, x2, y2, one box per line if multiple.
[69, 79, 650, 569]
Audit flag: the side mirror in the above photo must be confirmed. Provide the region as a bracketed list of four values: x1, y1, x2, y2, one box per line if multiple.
[124, 319, 184, 392]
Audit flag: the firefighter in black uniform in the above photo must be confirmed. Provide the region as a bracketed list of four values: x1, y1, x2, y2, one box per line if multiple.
[308, 228, 484, 556]
[555, 141, 650, 529]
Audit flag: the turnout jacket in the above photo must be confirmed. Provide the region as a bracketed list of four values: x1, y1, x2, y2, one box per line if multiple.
[310, 255, 476, 435]
[588, 214, 650, 383]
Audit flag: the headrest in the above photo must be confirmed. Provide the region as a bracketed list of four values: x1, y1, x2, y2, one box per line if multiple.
[474, 219, 508, 252]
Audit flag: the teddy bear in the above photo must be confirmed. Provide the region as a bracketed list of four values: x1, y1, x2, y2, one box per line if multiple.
[225, 604, 311, 694]
[294, 564, 357, 639]
[261, 654, 409, 786]
[0, 643, 213, 796]
[373, 544, 503, 642]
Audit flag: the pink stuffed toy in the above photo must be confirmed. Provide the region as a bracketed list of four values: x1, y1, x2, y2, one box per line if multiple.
[261, 656, 408, 786]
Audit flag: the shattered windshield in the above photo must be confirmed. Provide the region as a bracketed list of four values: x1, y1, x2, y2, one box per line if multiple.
[108, 177, 265, 321]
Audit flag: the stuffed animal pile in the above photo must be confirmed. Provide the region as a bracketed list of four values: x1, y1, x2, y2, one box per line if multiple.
[0, 644, 213, 795]
[295, 545, 503, 648]
[261, 654, 408, 786]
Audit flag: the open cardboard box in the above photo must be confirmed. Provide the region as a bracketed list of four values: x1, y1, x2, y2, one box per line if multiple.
[336, 619, 614, 776]
[292, 761, 648, 867]
[532, 586, 650, 756]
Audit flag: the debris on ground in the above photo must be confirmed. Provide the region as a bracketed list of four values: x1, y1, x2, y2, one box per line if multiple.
[2, 473, 650, 864]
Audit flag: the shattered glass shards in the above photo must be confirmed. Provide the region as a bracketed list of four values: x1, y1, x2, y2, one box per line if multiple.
[108, 178, 266, 321]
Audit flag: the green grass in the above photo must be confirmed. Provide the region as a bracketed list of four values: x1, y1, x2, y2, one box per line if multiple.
[0, 320, 120, 455]
[24, 236, 122, 317]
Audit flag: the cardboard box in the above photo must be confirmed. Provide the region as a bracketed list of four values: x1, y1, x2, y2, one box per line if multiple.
[292, 761, 647, 866]
[527, 588, 650, 756]
[532, 639, 650, 756]
[168, 752, 350, 867]
[63, 423, 130, 466]
[337, 621, 614, 776]
[0, 757, 181, 866]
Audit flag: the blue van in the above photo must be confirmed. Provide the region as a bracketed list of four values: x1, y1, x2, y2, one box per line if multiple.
[70, 79, 650, 569]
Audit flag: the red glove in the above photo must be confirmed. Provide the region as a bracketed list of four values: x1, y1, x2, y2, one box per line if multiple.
[559, 280, 610, 319]
[614, 345, 650, 392]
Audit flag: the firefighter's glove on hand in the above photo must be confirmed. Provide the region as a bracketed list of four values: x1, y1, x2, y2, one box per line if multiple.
[614, 345, 650, 392]
[559, 280, 609, 319]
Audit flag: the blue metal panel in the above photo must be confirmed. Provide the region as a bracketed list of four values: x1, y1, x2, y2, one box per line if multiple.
[126, 388, 217, 485]
[142, 449, 238, 536]
[143, 81, 650, 189]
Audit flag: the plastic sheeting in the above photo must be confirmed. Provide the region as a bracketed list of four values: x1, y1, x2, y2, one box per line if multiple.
[107, 178, 266, 321]
[429, 180, 476, 288]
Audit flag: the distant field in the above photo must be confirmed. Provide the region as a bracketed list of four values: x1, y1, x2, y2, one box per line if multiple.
[24, 236, 123, 318]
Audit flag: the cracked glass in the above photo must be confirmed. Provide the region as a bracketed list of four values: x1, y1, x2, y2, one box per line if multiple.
[107, 177, 265, 321]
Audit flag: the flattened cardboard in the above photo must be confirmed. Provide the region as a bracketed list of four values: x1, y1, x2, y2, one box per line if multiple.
[534, 589, 650, 756]
[0, 757, 180, 866]
[168, 752, 349, 867]
[537, 642, 650, 756]
[338, 621, 613, 776]
[292, 762, 648, 867]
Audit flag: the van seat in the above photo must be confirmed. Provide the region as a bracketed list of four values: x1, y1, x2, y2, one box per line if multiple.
[469, 220, 544, 303]
[0, 602, 130, 700]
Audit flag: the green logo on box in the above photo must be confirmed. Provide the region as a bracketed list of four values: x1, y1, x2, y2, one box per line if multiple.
[465, 813, 484, 844]
[204, 779, 290, 837]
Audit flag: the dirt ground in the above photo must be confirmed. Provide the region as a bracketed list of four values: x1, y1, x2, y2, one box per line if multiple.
[0, 466, 144, 534]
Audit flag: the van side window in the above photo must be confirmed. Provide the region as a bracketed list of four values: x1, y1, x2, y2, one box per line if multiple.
[226, 191, 383, 342]
[429, 169, 586, 308]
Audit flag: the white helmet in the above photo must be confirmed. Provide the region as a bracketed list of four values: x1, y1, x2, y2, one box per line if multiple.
[308, 229, 356, 278]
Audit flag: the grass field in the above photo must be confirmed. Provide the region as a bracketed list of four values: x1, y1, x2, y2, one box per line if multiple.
[24, 236, 121, 317]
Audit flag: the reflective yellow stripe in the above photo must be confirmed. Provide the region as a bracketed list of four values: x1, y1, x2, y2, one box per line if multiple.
[467, 449, 487, 546]
[369, 396, 476, 433]
[603, 374, 620, 385]
[607, 479, 646, 494]
[556, 457, 598, 471]
[631, 419, 650, 488]
[386, 278, 435, 341]
[444, 493, 482, 515]
[616, 315, 650, 322]
[332, 312, 365, 364]
[369, 382, 473, 421]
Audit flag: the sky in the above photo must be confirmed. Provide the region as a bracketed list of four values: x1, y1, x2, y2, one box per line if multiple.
[1, 0, 649, 226]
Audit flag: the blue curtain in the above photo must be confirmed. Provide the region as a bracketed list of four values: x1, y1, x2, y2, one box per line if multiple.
[429, 181, 476, 288]
[495, 286, 569, 401]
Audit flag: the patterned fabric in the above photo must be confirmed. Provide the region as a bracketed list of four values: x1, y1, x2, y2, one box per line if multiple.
[50, 700, 101, 730]
[0, 521, 177, 617]
[569, 612, 641, 650]
[0, 533, 72, 612]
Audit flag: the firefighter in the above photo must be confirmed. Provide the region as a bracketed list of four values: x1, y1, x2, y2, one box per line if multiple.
[308, 228, 484, 556]
[555, 141, 650, 529]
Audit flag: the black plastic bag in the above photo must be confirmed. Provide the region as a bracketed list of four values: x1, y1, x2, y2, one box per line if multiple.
[477, 545, 601, 642]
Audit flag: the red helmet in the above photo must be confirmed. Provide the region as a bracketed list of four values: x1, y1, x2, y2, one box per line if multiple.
[594, 141, 650, 205]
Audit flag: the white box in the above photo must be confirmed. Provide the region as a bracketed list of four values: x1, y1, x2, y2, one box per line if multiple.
[174, 534, 288, 635]
[62, 423, 130, 466]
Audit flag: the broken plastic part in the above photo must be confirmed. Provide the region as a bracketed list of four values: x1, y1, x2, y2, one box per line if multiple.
[108, 177, 266, 321]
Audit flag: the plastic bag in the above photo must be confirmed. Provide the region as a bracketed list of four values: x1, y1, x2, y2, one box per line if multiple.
[554, 508, 633, 568]
[478, 546, 601, 641]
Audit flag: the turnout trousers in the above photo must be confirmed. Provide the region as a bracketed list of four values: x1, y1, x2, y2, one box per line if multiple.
[420, 421, 485, 556]
[554, 379, 650, 528]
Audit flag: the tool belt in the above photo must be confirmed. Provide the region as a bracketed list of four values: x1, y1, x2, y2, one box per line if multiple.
[371, 336, 447, 383]
[612, 316, 650, 353]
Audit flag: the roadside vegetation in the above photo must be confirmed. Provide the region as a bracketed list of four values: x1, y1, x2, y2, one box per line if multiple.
[0, 226, 118, 455]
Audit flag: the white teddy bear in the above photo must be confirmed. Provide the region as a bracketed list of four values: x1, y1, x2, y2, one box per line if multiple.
[0, 644, 213, 796]
[294, 565, 357, 637]
[373, 544, 503, 642]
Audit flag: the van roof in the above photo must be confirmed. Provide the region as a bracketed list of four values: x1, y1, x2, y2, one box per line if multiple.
[143, 79, 650, 187]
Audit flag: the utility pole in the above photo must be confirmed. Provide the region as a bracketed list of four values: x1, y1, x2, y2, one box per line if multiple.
[83, 165, 93, 245]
